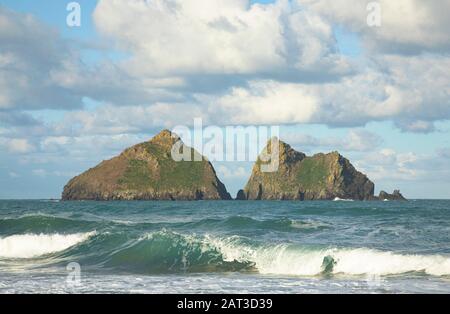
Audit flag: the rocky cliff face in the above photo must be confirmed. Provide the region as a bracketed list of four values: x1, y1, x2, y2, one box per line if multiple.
[62, 130, 231, 201]
[242, 139, 375, 201]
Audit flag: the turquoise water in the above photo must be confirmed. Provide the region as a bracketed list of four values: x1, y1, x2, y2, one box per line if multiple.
[0, 200, 450, 293]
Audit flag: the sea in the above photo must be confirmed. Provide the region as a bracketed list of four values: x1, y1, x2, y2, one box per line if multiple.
[0, 199, 449, 294]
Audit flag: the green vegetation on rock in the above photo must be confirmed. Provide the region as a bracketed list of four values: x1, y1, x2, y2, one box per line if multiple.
[242, 139, 376, 201]
[62, 130, 231, 201]
[295, 156, 329, 190]
[118, 159, 154, 189]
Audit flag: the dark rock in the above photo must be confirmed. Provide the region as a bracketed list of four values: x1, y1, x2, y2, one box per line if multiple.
[235, 190, 247, 200]
[378, 190, 407, 201]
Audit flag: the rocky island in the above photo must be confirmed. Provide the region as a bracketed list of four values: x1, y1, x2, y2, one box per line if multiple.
[377, 190, 407, 201]
[62, 130, 231, 200]
[237, 138, 406, 201]
[62, 131, 405, 201]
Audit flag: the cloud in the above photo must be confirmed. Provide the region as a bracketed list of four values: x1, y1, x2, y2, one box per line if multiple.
[355, 148, 450, 184]
[32, 169, 77, 178]
[2, 1, 448, 136]
[437, 148, 450, 159]
[217, 165, 248, 179]
[212, 80, 319, 125]
[345, 130, 383, 151]
[0, 138, 36, 154]
[93, 0, 350, 82]
[32, 169, 47, 177]
[0, 111, 40, 127]
[8, 172, 19, 178]
[394, 120, 436, 133]
[29, 134, 148, 164]
[11, 51, 448, 138]
[209, 53, 450, 131]
[49, 103, 207, 136]
[303, 0, 450, 54]
[50, 60, 185, 107]
[0, 5, 183, 117]
[283, 129, 383, 152]
[355, 149, 421, 181]
[0, 7, 84, 110]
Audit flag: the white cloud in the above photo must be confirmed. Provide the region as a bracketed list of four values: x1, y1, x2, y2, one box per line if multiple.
[24, 51, 449, 135]
[345, 130, 383, 151]
[36, 134, 149, 160]
[303, 0, 450, 54]
[32, 169, 47, 177]
[217, 165, 248, 179]
[213, 80, 318, 125]
[2, 1, 448, 136]
[353, 148, 450, 183]
[0, 138, 36, 154]
[209, 53, 450, 131]
[0, 7, 83, 110]
[93, 0, 349, 77]
[51, 103, 206, 136]
[283, 129, 383, 152]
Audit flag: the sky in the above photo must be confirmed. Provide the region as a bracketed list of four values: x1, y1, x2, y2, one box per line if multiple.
[0, 0, 450, 199]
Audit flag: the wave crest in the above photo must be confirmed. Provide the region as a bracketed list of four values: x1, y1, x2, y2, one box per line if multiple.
[105, 230, 254, 273]
[207, 236, 450, 277]
[2, 229, 449, 277]
[0, 232, 96, 259]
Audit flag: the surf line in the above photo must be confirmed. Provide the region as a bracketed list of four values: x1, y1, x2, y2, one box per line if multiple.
[177, 298, 211, 312]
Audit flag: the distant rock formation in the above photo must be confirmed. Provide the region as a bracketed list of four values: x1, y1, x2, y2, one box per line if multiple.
[62, 130, 231, 201]
[62, 132, 406, 202]
[235, 190, 247, 200]
[377, 190, 407, 201]
[241, 138, 378, 201]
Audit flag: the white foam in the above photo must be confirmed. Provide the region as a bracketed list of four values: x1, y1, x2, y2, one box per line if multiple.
[289, 219, 329, 230]
[0, 232, 95, 259]
[332, 248, 450, 276]
[208, 236, 450, 277]
[333, 197, 354, 202]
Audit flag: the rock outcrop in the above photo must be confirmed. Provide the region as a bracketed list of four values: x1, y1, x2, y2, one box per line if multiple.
[62, 130, 231, 201]
[241, 139, 376, 201]
[235, 190, 247, 200]
[377, 190, 407, 201]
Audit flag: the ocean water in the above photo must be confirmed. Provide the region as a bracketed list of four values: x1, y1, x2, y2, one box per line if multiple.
[0, 200, 449, 294]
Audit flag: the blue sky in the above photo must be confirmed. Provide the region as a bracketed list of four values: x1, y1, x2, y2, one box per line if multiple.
[1, 0, 450, 199]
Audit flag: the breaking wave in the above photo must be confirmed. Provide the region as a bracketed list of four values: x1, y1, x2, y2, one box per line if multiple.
[209, 236, 450, 277]
[3, 229, 446, 277]
[0, 232, 96, 259]
[1, 213, 449, 277]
